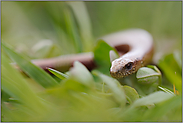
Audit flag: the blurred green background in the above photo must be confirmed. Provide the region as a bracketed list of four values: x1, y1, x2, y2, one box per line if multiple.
[2, 1, 182, 61]
[1, 1, 182, 122]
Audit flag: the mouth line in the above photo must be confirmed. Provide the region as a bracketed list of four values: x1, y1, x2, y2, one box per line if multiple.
[110, 71, 125, 78]
[110, 69, 134, 78]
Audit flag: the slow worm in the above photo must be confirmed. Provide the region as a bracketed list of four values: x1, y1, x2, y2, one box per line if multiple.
[20, 29, 154, 78]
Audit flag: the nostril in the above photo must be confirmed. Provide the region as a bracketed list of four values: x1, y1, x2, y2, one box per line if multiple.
[117, 67, 123, 73]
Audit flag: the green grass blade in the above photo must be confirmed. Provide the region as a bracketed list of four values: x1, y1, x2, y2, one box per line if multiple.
[68, 2, 94, 52]
[119, 91, 176, 121]
[158, 55, 182, 93]
[1, 53, 47, 113]
[64, 6, 83, 53]
[142, 95, 182, 121]
[2, 43, 58, 88]
[158, 86, 174, 95]
[47, 68, 68, 80]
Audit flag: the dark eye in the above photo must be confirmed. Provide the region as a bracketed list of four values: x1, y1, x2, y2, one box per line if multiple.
[125, 62, 133, 70]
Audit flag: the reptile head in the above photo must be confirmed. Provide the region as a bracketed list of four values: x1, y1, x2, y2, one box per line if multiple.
[110, 57, 142, 78]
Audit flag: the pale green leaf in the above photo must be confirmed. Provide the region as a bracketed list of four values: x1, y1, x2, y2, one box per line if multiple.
[132, 91, 174, 108]
[93, 40, 119, 75]
[136, 67, 160, 84]
[69, 61, 94, 87]
[123, 86, 139, 104]
[92, 71, 126, 107]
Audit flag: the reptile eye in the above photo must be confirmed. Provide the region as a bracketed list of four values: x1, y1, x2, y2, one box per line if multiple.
[125, 62, 133, 70]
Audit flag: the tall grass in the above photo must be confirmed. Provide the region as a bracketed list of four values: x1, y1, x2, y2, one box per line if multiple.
[1, 1, 182, 122]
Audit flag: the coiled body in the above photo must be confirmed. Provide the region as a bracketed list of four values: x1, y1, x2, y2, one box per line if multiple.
[31, 29, 154, 78]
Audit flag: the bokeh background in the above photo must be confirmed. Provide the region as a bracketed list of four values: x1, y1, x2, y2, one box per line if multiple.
[2, 1, 182, 62]
[1, 1, 182, 122]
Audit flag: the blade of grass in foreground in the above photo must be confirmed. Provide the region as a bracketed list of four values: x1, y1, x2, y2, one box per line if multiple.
[131, 91, 174, 108]
[142, 95, 181, 121]
[118, 91, 176, 121]
[1, 53, 47, 113]
[2, 43, 58, 88]
[92, 70, 126, 107]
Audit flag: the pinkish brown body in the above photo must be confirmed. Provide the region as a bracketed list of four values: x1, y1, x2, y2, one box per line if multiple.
[16, 29, 154, 78]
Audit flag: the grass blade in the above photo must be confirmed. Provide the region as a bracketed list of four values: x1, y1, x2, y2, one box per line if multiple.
[64, 6, 83, 53]
[158, 56, 182, 93]
[158, 86, 174, 95]
[2, 43, 58, 88]
[47, 68, 68, 80]
[68, 2, 94, 52]
[1, 53, 47, 113]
